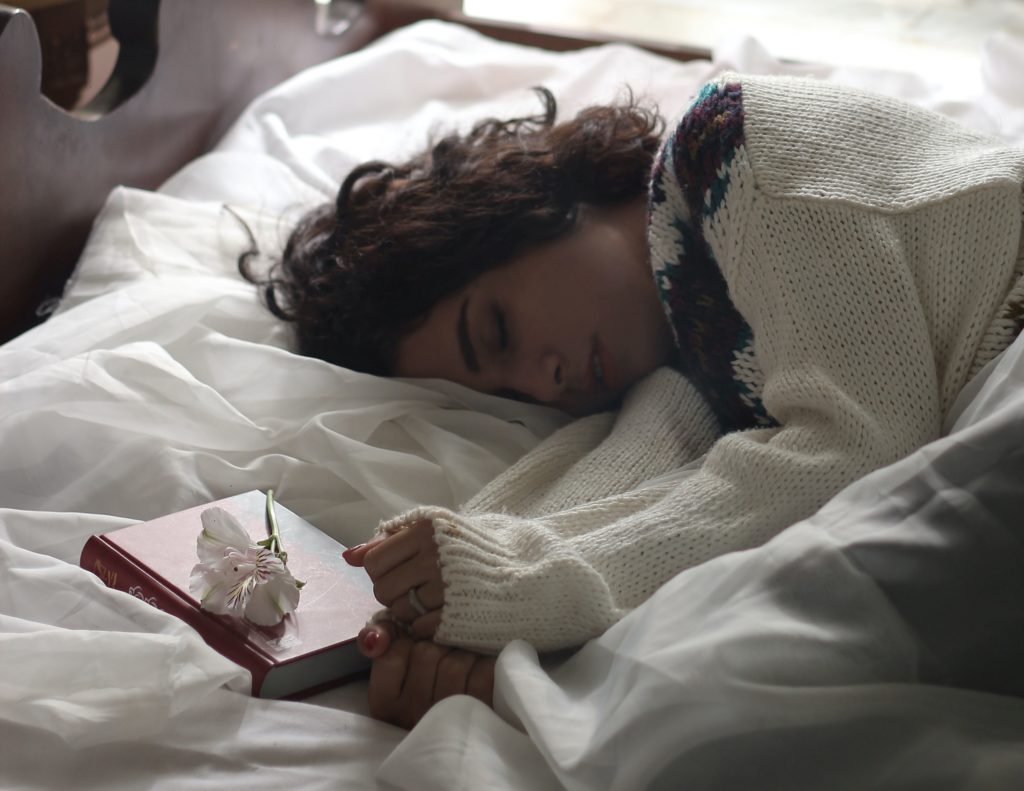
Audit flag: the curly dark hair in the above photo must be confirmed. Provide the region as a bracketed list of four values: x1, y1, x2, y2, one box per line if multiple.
[242, 88, 664, 375]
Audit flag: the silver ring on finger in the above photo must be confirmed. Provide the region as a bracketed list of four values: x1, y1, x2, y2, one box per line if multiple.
[408, 586, 428, 617]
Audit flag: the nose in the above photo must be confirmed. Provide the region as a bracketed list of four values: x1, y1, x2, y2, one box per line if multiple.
[508, 349, 566, 404]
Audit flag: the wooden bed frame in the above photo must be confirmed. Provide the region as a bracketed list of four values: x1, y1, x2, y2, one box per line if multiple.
[0, 0, 706, 344]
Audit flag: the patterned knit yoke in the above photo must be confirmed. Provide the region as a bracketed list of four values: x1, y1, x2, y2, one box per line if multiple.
[648, 81, 774, 433]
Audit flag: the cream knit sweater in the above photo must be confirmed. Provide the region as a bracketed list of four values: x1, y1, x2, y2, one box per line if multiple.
[381, 73, 1024, 653]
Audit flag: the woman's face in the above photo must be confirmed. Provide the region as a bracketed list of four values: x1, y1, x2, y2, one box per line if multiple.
[393, 200, 675, 416]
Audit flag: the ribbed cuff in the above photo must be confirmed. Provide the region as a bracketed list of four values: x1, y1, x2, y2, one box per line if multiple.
[380, 504, 613, 653]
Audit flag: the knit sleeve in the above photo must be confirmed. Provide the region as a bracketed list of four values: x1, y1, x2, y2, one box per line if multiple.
[377, 367, 722, 652]
[463, 367, 720, 517]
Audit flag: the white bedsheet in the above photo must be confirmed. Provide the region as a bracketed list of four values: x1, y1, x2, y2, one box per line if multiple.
[3, 19, 1024, 790]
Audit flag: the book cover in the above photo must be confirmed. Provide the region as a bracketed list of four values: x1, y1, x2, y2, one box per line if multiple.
[80, 490, 379, 699]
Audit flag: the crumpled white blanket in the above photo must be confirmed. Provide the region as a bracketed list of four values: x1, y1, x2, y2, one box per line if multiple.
[395, 334, 1024, 790]
[2, 18, 1024, 791]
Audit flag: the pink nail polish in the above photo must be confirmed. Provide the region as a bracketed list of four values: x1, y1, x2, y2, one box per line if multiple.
[342, 543, 365, 562]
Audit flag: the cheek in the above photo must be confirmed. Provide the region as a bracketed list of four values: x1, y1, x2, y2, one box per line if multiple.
[393, 311, 458, 381]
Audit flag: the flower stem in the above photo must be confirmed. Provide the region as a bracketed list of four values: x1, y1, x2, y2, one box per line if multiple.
[261, 489, 303, 587]
[265, 488, 285, 562]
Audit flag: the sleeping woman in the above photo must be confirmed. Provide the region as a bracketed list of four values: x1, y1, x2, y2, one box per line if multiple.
[244, 72, 1024, 727]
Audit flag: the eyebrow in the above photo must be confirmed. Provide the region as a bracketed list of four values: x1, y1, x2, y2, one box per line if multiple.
[457, 297, 480, 373]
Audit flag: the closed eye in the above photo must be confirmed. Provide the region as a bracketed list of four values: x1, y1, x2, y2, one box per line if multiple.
[493, 305, 509, 352]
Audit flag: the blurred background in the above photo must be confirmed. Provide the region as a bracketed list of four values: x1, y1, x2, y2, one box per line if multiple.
[466, 0, 1024, 82]
[11, 0, 113, 109]
[10, 0, 1024, 111]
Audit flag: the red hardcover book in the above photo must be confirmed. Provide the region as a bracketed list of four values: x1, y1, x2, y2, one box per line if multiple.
[80, 490, 379, 699]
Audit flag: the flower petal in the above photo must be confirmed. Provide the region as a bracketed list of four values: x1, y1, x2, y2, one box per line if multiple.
[190, 552, 253, 614]
[191, 506, 302, 626]
[188, 563, 219, 599]
[244, 574, 301, 626]
[191, 573, 245, 617]
[197, 507, 251, 561]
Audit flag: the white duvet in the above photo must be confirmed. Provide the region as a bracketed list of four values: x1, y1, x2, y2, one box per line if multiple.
[3, 19, 1024, 790]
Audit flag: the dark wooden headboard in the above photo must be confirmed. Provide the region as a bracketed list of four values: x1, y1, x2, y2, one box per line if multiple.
[0, 0, 706, 344]
[0, 0, 386, 342]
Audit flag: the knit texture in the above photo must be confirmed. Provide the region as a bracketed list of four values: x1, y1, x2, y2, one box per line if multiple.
[381, 73, 1024, 653]
[650, 79, 774, 431]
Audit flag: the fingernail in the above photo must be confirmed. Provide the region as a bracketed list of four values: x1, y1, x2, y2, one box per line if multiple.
[358, 627, 378, 654]
[342, 543, 365, 563]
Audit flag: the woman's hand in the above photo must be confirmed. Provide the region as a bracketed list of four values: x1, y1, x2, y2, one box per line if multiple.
[343, 519, 443, 639]
[358, 621, 495, 729]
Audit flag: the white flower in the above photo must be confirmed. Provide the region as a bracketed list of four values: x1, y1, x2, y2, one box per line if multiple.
[189, 506, 301, 626]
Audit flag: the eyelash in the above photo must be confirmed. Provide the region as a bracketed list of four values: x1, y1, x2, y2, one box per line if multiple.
[493, 305, 508, 352]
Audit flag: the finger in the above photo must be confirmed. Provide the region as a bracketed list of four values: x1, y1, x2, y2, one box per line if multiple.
[357, 619, 397, 658]
[385, 578, 445, 622]
[367, 636, 414, 724]
[363, 519, 434, 579]
[432, 649, 476, 702]
[341, 534, 388, 567]
[362, 534, 416, 576]
[401, 641, 450, 728]
[466, 656, 496, 708]
[409, 610, 442, 640]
